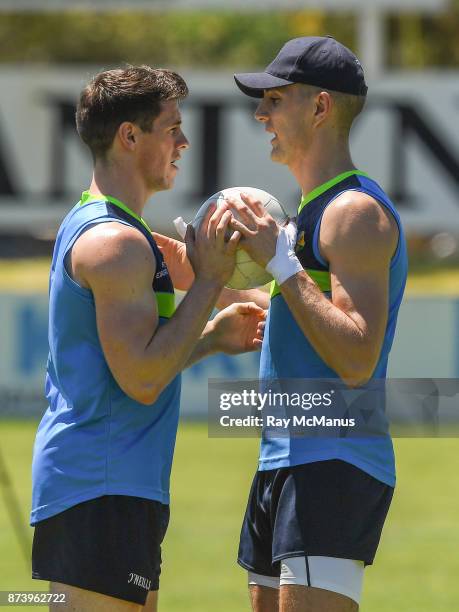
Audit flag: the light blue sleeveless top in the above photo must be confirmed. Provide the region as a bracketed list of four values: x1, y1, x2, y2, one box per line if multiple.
[31, 193, 180, 525]
[259, 172, 408, 487]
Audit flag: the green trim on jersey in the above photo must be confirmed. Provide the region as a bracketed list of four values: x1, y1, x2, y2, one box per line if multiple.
[155, 292, 175, 318]
[297, 170, 368, 214]
[269, 171, 367, 299]
[80, 191, 174, 316]
[270, 268, 331, 299]
[80, 190, 152, 234]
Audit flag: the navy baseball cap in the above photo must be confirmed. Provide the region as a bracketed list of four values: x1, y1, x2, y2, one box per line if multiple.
[234, 36, 367, 98]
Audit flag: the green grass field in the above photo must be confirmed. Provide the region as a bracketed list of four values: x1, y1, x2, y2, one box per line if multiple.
[1, 420, 459, 611]
[1, 258, 458, 610]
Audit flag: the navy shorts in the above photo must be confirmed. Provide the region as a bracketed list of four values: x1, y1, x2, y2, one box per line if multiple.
[32, 495, 169, 605]
[238, 460, 394, 576]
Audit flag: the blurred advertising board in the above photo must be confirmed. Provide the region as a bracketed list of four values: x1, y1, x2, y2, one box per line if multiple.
[0, 293, 458, 419]
[0, 292, 260, 418]
[0, 68, 457, 236]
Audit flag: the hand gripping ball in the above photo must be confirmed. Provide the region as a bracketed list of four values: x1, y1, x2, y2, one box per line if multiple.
[192, 186, 289, 290]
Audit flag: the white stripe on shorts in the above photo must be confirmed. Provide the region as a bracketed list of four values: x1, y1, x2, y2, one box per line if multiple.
[248, 556, 364, 604]
[280, 556, 364, 604]
[248, 572, 280, 589]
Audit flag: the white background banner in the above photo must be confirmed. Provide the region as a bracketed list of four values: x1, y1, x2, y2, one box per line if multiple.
[0, 67, 458, 235]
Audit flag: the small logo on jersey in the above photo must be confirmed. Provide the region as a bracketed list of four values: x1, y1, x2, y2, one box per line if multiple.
[155, 261, 169, 279]
[295, 231, 305, 253]
[128, 572, 152, 590]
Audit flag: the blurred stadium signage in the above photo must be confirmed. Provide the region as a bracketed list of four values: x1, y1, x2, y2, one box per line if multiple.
[0, 68, 457, 236]
[0, 292, 260, 418]
[0, 293, 457, 418]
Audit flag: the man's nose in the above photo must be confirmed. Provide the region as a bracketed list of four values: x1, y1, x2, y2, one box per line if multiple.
[178, 131, 189, 150]
[254, 100, 269, 123]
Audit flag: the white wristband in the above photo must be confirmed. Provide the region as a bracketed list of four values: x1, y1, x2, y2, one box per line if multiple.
[266, 221, 304, 286]
[173, 216, 188, 240]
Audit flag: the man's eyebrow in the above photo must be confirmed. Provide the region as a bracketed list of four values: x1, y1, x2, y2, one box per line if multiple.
[160, 116, 182, 128]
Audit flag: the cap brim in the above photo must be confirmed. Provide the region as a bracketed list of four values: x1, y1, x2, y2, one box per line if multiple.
[234, 72, 294, 98]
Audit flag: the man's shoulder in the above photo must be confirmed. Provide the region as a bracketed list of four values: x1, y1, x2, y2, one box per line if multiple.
[325, 190, 397, 238]
[328, 189, 388, 216]
[320, 190, 399, 264]
[71, 221, 156, 290]
[78, 221, 152, 256]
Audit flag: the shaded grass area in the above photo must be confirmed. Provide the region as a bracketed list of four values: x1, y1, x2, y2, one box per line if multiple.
[404, 263, 459, 296]
[0, 420, 458, 611]
[0, 259, 51, 293]
[1, 258, 459, 295]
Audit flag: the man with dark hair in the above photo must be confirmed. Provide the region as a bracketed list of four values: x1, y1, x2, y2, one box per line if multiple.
[30, 65, 264, 612]
[76, 66, 189, 162]
[157, 37, 407, 612]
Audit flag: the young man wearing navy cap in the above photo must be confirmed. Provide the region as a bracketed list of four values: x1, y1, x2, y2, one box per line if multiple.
[225, 35, 407, 612]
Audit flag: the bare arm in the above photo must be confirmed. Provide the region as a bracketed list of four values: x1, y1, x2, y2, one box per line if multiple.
[185, 301, 266, 368]
[279, 192, 398, 385]
[226, 191, 398, 386]
[72, 206, 240, 405]
[152, 231, 193, 291]
[216, 286, 270, 310]
[153, 231, 270, 309]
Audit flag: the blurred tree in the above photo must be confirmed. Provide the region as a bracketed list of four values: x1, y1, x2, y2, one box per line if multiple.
[387, 5, 459, 68]
[0, 9, 456, 68]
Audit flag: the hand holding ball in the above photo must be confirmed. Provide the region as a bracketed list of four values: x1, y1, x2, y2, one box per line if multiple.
[181, 187, 289, 290]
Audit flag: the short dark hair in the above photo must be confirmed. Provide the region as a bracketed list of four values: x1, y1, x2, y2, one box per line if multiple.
[76, 65, 188, 160]
[331, 91, 366, 134]
[302, 85, 366, 135]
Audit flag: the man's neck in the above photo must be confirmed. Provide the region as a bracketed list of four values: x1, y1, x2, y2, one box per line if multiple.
[291, 140, 356, 199]
[88, 160, 151, 218]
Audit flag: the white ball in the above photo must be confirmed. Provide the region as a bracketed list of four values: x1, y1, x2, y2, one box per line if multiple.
[192, 186, 289, 290]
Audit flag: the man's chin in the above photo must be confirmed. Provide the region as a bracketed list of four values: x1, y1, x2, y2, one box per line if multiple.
[270, 148, 285, 164]
[151, 177, 174, 193]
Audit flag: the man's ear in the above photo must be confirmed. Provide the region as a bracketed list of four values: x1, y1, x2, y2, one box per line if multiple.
[313, 91, 333, 128]
[117, 122, 137, 150]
